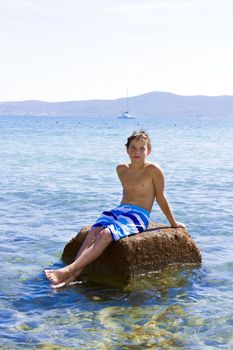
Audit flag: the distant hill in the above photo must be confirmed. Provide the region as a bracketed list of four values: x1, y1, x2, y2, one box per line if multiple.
[0, 92, 233, 118]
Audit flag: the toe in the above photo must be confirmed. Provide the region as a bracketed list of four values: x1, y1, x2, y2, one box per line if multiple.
[44, 269, 54, 277]
[51, 282, 67, 289]
[51, 277, 75, 289]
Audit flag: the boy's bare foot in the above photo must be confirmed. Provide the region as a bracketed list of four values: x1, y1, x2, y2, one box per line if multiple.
[44, 267, 76, 289]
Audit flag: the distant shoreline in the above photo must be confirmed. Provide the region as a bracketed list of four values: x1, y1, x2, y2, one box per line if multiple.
[0, 91, 233, 118]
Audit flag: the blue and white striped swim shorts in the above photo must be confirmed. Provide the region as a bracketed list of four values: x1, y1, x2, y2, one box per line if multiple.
[92, 204, 150, 241]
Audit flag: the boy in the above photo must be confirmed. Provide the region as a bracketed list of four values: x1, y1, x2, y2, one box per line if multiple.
[45, 130, 185, 288]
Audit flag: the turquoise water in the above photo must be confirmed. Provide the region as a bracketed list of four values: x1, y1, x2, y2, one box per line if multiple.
[0, 115, 232, 349]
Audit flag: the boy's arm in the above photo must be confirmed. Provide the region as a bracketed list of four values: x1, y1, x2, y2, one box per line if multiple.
[116, 164, 124, 181]
[152, 166, 186, 228]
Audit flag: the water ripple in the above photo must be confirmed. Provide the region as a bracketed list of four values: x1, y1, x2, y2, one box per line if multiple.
[0, 116, 232, 349]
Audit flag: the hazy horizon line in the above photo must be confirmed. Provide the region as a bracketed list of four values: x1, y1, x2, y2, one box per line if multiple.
[1, 90, 233, 104]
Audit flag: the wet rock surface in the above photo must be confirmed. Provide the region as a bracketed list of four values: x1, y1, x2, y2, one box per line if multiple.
[62, 222, 202, 286]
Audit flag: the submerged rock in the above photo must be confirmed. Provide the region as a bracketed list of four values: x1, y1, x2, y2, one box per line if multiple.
[62, 222, 202, 287]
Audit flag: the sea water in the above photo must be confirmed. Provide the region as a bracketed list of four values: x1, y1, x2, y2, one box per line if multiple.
[0, 115, 232, 349]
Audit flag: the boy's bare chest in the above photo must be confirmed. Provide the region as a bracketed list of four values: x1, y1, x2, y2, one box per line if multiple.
[121, 169, 152, 190]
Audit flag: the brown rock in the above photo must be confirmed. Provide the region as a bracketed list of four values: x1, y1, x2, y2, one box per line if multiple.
[62, 222, 202, 287]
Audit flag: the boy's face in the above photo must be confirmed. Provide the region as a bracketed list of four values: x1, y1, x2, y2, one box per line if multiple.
[127, 138, 151, 162]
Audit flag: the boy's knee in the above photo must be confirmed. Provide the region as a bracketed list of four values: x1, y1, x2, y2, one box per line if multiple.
[86, 228, 99, 243]
[88, 227, 112, 243]
[99, 228, 113, 243]
[88, 227, 100, 236]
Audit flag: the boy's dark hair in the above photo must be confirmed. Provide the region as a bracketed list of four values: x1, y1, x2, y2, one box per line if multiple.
[125, 130, 152, 150]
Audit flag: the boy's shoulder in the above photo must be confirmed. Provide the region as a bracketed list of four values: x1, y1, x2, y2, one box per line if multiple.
[116, 162, 163, 173]
[147, 161, 163, 170]
[145, 162, 164, 175]
[116, 163, 129, 173]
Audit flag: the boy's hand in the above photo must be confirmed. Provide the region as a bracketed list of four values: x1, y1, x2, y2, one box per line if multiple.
[171, 221, 186, 229]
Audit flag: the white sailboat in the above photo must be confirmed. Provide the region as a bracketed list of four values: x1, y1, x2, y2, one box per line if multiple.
[118, 111, 136, 119]
[118, 90, 136, 119]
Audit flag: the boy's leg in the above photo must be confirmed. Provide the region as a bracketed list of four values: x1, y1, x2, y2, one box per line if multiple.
[45, 227, 113, 288]
[44, 227, 102, 286]
[75, 227, 103, 259]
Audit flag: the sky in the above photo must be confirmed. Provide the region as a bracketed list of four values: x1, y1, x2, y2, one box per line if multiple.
[0, 0, 233, 101]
